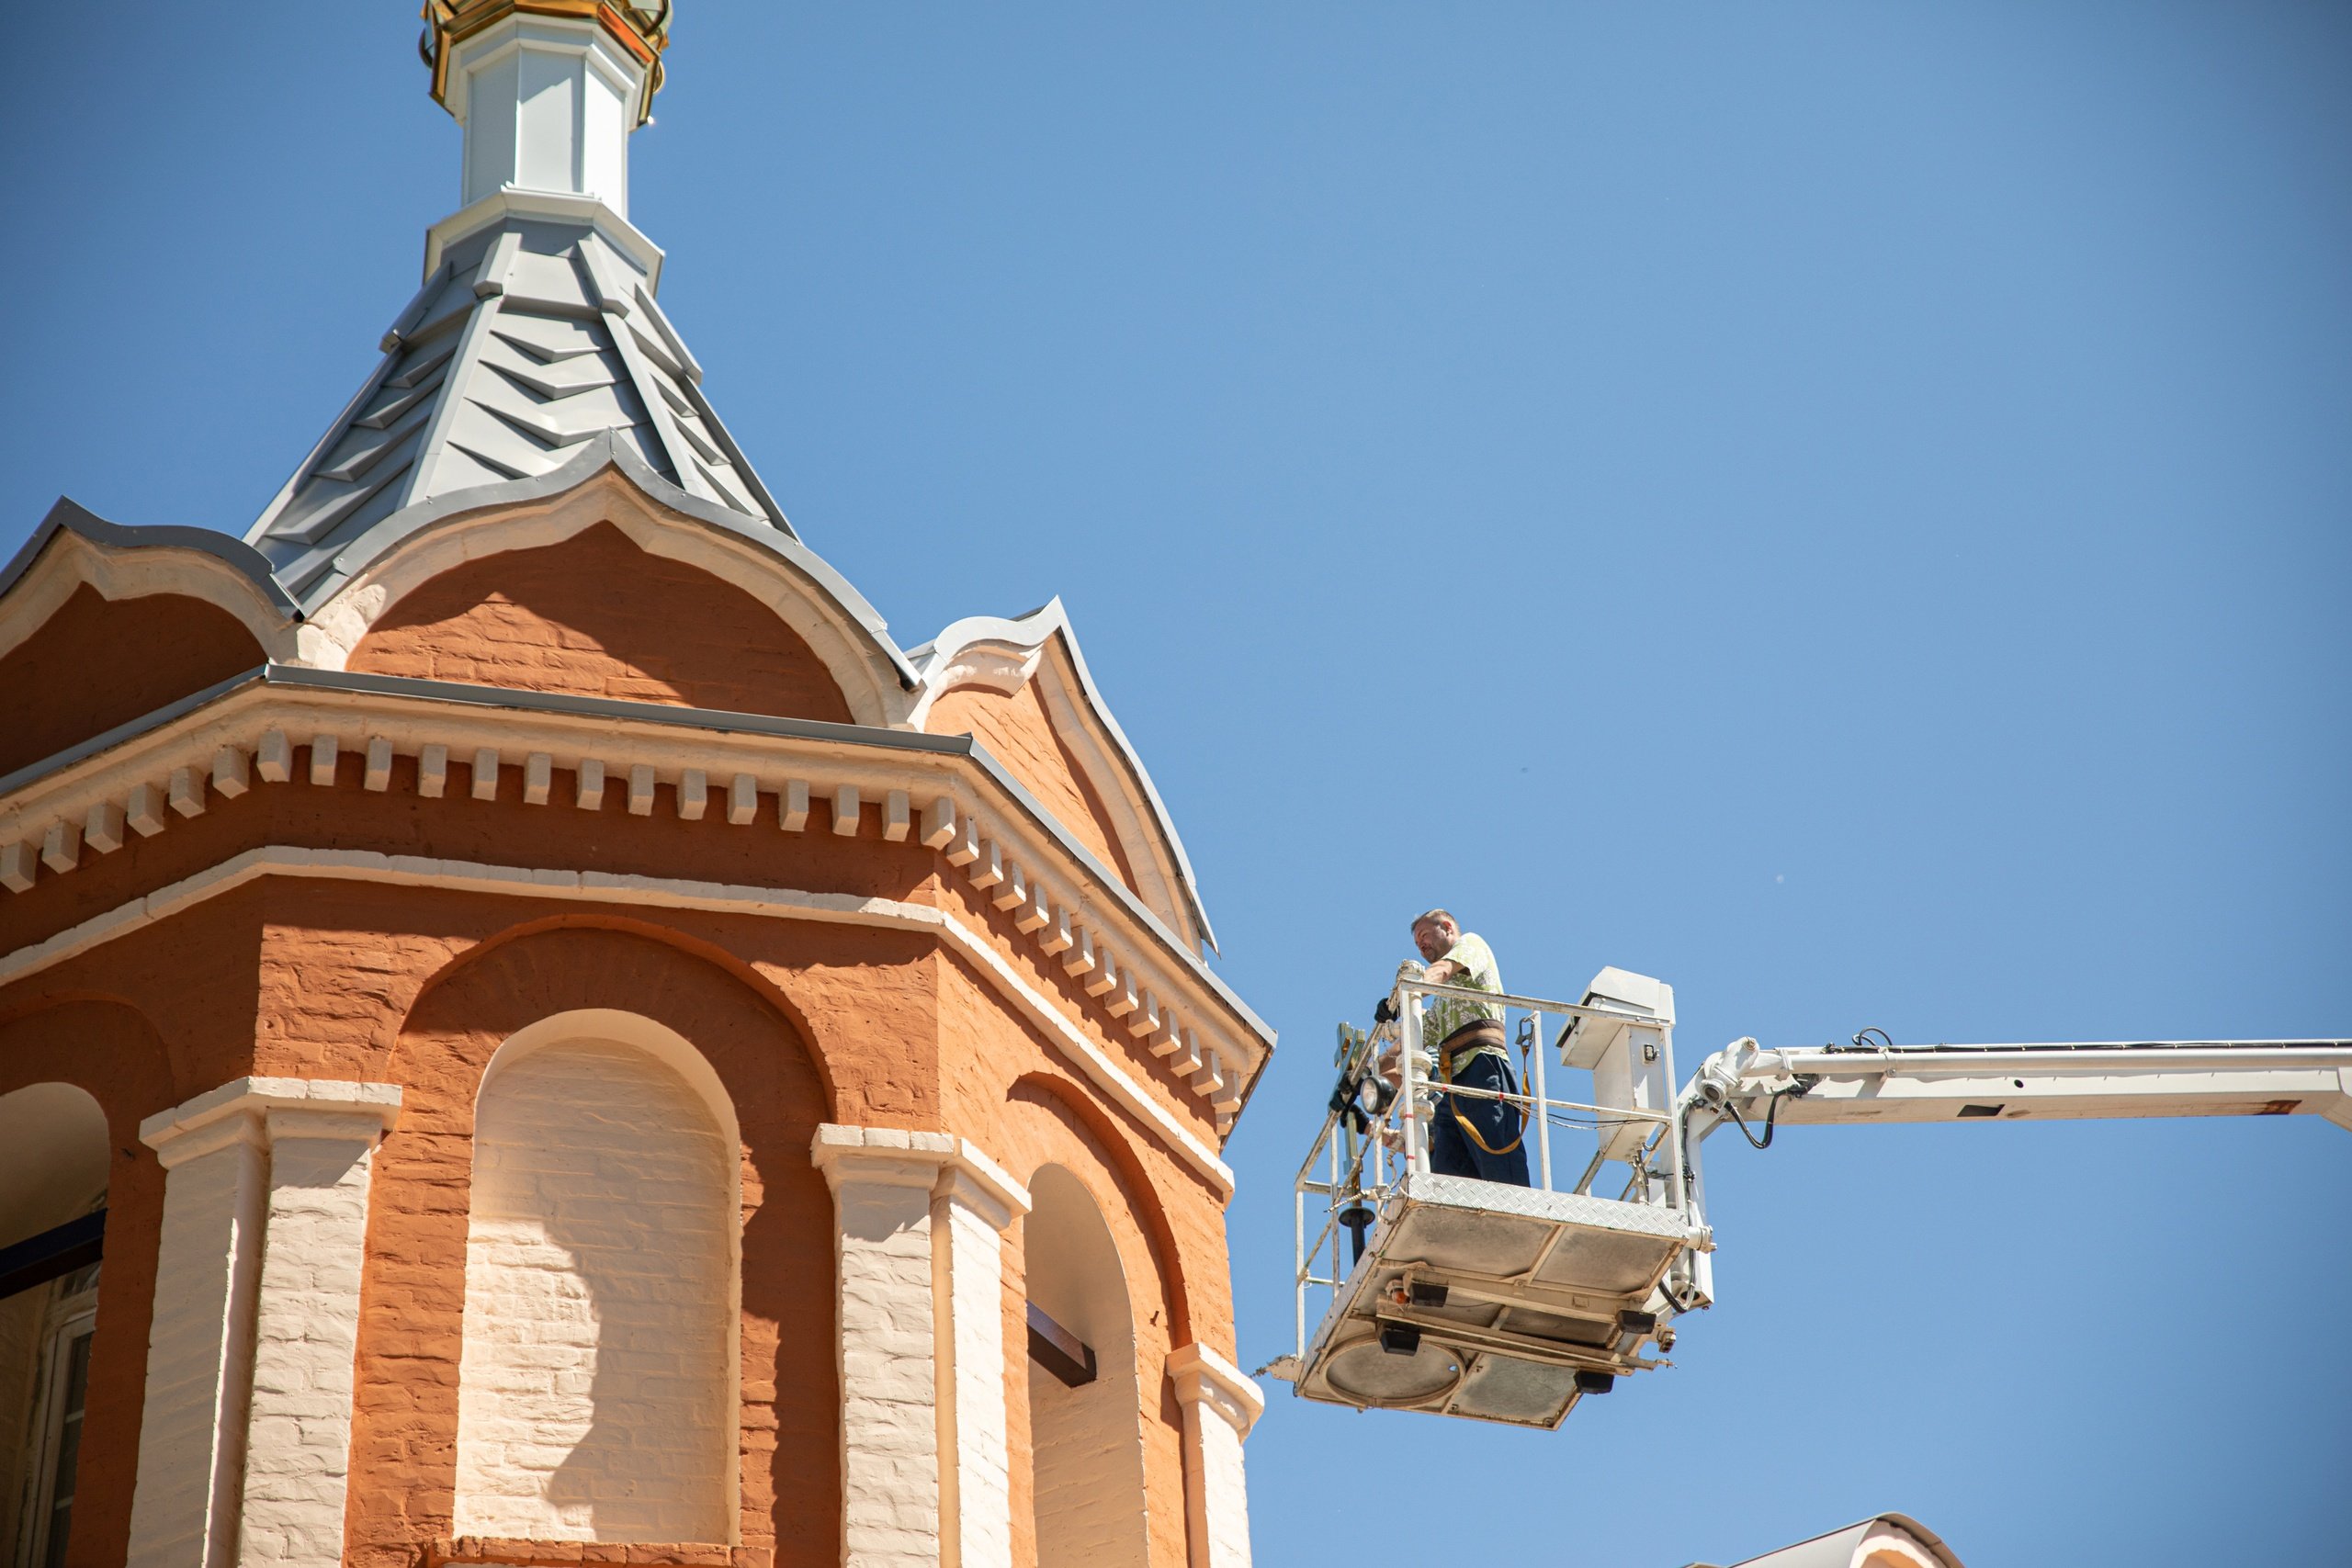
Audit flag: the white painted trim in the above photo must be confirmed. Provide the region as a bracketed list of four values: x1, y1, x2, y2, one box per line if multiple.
[126, 1115, 266, 1568]
[137, 1077, 403, 1149]
[811, 1124, 1033, 1221]
[1166, 1344, 1260, 1568]
[1165, 1343, 1263, 1438]
[0, 526, 297, 665]
[812, 1130, 946, 1568]
[934, 1186, 1011, 1568]
[422, 187, 664, 290]
[813, 1127, 1028, 1568]
[235, 1109, 393, 1568]
[910, 641, 1040, 710]
[1851, 1525, 1950, 1568]
[16, 850, 1233, 1191]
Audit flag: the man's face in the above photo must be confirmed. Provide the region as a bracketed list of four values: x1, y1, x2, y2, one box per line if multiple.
[1412, 919, 1454, 962]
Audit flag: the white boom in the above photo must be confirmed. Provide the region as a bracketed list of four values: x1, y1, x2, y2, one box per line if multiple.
[1284, 964, 2352, 1430]
[1682, 1036, 2352, 1137]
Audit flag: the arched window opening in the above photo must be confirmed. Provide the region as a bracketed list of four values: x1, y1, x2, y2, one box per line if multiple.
[0, 1084, 108, 1568]
[455, 1014, 739, 1544]
[1023, 1165, 1148, 1568]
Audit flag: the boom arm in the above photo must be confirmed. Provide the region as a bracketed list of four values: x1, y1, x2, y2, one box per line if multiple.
[1682, 1037, 2352, 1141]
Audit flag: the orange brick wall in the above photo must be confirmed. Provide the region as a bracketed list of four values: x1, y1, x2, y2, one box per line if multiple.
[348, 524, 855, 723]
[352, 923, 841, 1568]
[0, 794, 1237, 1568]
[925, 681, 1141, 891]
[0, 517, 1245, 1568]
[0, 585, 265, 776]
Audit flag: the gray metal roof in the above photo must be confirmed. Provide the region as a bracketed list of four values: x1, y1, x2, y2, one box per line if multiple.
[244, 214, 789, 600]
[2, 498, 297, 615]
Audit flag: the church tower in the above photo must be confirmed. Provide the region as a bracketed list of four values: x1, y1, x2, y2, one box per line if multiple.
[0, 8, 1272, 1568]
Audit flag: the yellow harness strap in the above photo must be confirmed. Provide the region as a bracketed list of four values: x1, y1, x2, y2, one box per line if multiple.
[1435, 1021, 1527, 1158]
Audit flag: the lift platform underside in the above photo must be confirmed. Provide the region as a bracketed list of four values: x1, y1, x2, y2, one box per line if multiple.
[1296, 1173, 1704, 1428]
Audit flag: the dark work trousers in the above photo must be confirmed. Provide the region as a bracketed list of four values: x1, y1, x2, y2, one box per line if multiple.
[1429, 1052, 1532, 1186]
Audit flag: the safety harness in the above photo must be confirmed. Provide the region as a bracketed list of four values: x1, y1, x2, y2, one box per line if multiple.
[1433, 1018, 1530, 1157]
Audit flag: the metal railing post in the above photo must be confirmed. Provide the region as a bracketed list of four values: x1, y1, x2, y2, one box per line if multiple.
[1401, 986, 1425, 1176]
[1530, 1008, 1554, 1191]
[1294, 1179, 1306, 1355]
[1661, 1019, 1686, 1215]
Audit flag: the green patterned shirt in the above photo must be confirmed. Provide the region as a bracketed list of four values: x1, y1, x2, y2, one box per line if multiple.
[1419, 931, 1507, 1073]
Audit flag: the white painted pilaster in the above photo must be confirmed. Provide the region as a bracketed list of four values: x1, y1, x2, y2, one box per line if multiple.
[931, 1160, 1028, 1568]
[1167, 1344, 1263, 1568]
[127, 1106, 268, 1568]
[812, 1125, 1027, 1568]
[128, 1079, 401, 1568]
[237, 1094, 401, 1568]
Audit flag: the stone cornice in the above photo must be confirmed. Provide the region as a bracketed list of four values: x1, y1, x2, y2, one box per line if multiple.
[138, 1077, 404, 1168]
[0, 664, 1273, 1128]
[811, 1124, 1032, 1229]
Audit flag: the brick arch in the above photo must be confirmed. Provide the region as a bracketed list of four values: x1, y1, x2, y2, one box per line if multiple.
[1004, 1074, 1190, 1342]
[388, 910, 846, 1117]
[347, 925, 838, 1568]
[1023, 1162, 1150, 1568]
[347, 521, 855, 722]
[0, 998, 176, 1568]
[995, 1076, 1193, 1568]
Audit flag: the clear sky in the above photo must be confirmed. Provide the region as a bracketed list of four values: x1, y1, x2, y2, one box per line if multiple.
[6, 4, 2347, 1563]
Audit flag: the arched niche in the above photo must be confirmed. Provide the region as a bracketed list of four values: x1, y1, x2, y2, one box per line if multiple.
[453, 1010, 740, 1545]
[1023, 1163, 1149, 1568]
[0, 1084, 107, 1252]
[355, 921, 840, 1568]
[0, 1082, 108, 1568]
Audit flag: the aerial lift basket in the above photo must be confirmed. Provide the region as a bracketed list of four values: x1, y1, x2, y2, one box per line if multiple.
[1281, 966, 1714, 1428]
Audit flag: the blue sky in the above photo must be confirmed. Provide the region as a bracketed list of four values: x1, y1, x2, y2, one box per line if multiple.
[6, 4, 2347, 1563]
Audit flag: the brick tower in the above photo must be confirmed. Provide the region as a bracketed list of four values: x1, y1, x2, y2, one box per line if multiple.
[0, 8, 1272, 1568]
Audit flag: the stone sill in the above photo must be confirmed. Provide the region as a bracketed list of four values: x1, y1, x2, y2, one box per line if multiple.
[429, 1540, 766, 1568]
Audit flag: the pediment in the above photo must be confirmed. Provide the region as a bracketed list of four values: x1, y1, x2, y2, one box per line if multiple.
[913, 601, 1216, 953]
